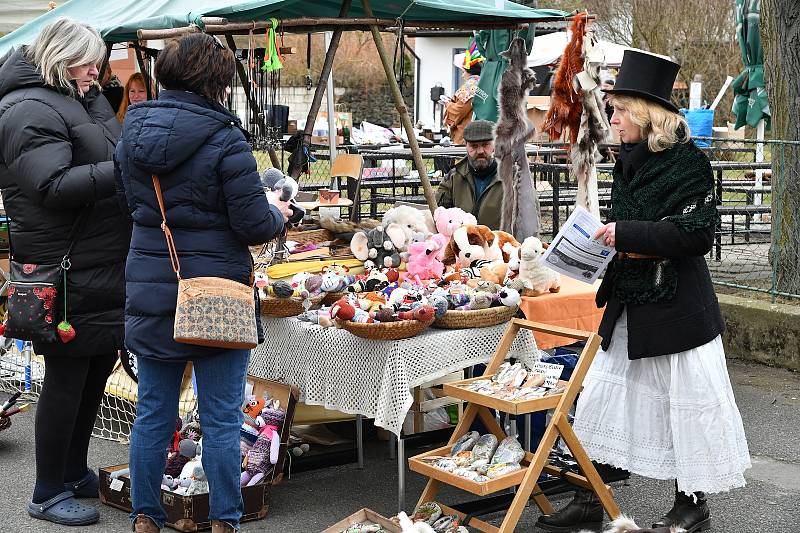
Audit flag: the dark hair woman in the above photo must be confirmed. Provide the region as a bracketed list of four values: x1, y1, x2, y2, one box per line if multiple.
[115, 33, 291, 533]
[0, 18, 131, 526]
[536, 50, 750, 533]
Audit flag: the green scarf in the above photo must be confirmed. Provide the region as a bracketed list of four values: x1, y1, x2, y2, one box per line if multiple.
[609, 139, 718, 304]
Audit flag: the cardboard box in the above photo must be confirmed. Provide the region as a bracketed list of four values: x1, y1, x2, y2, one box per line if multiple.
[99, 377, 299, 531]
[526, 96, 553, 142]
[323, 508, 401, 533]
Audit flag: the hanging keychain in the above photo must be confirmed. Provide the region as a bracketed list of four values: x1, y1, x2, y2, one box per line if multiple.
[57, 256, 76, 343]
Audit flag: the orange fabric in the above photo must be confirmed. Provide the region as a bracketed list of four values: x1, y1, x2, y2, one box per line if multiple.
[519, 276, 604, 349]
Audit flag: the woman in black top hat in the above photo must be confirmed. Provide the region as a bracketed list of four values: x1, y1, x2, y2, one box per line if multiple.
[536, 50, 750, 533]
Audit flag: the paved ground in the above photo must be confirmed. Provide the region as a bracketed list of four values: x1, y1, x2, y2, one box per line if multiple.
[0, 359, 798, 532]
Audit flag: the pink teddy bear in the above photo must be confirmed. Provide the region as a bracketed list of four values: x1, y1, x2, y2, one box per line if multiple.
[433, 206, 477, 260]
[406, 236, 448, 280]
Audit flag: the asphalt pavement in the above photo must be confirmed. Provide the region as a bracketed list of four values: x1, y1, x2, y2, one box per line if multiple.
[0, 359, 798, 533]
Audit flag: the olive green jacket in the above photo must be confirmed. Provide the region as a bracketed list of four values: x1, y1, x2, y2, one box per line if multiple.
[436, 157, 503, 230]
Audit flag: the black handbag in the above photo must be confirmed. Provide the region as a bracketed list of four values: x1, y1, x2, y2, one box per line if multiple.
[3, 209, 90, 344]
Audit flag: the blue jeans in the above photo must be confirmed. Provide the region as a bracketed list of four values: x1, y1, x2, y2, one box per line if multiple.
[129, 350, 250, 529]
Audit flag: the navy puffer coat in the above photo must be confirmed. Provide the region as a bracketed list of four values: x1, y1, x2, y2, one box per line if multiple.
[115, 90, 284, 361]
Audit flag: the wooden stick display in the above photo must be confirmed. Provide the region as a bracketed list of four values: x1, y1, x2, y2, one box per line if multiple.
[408, 318, 621, 533]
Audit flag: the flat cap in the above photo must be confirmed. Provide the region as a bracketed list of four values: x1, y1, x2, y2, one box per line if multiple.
[462, 120, 495, 142]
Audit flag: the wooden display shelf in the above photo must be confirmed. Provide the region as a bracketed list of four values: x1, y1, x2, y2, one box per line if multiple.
[442, 377, 565, 415]
[408, 444, 530, 496]
[409, 318, 621, 533]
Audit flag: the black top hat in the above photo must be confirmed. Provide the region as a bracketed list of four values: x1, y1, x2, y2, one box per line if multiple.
[603, 50, 680, 113]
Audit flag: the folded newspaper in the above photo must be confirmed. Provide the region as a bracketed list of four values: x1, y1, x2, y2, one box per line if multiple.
[541, 206, 615, 284]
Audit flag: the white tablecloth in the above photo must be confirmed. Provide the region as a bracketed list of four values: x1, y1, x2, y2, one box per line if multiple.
[249, 318, 542, 436]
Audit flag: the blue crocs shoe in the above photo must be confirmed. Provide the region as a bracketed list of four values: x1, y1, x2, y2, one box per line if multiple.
[28, 491, 100, 526]
[65, 469, 100, 498]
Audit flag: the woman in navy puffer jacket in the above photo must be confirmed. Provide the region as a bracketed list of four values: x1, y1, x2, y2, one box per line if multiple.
[115, 34, 290, 533]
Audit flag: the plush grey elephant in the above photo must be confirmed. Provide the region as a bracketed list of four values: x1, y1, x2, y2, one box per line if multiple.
[350, 223, 406, 269]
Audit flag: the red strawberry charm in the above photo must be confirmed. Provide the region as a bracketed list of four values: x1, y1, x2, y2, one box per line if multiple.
[57, 320, 76, 343]
[0, 322, 5, 336]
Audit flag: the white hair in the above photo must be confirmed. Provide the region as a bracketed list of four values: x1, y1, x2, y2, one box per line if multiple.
[24, 17, 106, 95]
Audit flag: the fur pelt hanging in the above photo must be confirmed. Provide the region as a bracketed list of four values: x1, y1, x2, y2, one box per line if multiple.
[542, 13, 588, 144]
[577, 515, 687, 533]
[494, 37, 541, 241]
[571, 27, 612, 219]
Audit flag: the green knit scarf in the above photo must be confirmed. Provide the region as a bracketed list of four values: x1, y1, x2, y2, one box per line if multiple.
[609, 139, 718, 304]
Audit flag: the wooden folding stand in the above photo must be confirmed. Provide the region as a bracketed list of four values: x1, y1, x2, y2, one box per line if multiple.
[408, 318, 621, 533]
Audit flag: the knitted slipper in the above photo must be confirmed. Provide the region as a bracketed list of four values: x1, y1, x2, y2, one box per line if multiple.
[27, 491, 100, 526]
[65, 469, 100, 498]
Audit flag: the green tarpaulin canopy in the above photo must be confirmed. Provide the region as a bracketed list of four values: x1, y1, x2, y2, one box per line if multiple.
[732, 0, 770, 131]
[0, 0, 566, 57]
[472, 27, 535, 123]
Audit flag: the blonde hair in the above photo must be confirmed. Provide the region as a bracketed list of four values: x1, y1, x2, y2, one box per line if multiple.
[24, 18, 105, 96]
[116, 72, 148, 123]
[608, 94, 690, 152]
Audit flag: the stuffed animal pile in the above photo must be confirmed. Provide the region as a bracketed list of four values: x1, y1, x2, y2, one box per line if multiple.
[161, 410, 207, 495]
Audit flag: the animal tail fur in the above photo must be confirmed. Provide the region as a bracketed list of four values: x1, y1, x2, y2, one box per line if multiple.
[542, 13, 587, 144]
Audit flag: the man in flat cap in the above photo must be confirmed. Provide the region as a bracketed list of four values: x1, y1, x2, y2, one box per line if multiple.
[435, 120, 503, 229]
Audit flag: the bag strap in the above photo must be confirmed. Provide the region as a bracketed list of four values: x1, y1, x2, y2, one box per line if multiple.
[151, 175, 182, 280]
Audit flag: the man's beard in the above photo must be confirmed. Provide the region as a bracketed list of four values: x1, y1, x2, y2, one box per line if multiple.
[468, 155, 491, 170]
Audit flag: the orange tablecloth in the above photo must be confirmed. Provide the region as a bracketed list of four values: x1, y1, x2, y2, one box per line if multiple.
[519, 277, 604, 349]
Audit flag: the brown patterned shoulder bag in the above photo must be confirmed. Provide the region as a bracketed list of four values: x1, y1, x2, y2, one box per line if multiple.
[152, 175, 258, 349]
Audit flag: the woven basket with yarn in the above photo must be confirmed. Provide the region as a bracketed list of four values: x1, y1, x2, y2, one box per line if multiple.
[260, 294, 324, 318]
[338, 318, 435, 340]
[433, 305, 519, 329]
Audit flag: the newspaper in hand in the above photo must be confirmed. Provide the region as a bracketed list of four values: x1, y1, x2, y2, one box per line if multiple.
[541, 206, 615, 284]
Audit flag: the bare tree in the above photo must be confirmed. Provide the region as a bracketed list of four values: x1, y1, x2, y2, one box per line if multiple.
[762, 0, 800, 294]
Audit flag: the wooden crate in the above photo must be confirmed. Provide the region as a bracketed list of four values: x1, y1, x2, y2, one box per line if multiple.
[322, 508, 401, 533]
[443, 377, 568, 415]
[408, 444, 531, 497]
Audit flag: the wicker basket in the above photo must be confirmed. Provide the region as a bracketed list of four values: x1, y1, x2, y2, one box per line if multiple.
[433, 305, 519, 329]
[321, 291, 347, 306]
[286, 228, 335, 244]
[338, 318, 435, 340]
[260, 294, 324, 318]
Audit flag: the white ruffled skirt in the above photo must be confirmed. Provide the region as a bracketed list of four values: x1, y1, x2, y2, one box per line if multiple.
[573, 310, 751, 494]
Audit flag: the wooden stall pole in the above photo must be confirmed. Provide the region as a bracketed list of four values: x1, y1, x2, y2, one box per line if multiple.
[133, 43, 154, 101]
[224, 35, 282, 170]
[288, 0, 353, 179]
[361, 0, 437, 213]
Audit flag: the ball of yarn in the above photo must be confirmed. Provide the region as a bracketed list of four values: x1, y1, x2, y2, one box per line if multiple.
[304, 274, 323, 294]
[428, 295, 449, 317]
[413, 305, 435, 322]
[272, 280, 294, 298]
[447, 293, 470, 309]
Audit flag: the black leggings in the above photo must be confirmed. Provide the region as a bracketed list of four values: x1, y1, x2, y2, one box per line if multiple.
[32, 353, 118, 504]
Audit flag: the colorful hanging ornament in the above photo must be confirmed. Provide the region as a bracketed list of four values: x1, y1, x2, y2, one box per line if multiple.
[261, 18, 284, 73]
[463, 37, 484, 70]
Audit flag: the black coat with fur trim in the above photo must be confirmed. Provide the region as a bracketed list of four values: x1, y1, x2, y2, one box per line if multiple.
[596, 141, 724, 359]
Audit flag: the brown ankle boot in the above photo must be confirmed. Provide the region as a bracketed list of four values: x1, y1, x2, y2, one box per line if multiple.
[133, 515, 160, 533]
[211, 520, 237, 533]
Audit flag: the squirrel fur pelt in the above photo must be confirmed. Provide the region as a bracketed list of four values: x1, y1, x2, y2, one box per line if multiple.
[494, 37, 541, 241]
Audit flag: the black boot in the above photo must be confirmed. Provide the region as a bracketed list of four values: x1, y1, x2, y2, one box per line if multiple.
[536, 489, 604, 532]
[652, 483, 711, 532]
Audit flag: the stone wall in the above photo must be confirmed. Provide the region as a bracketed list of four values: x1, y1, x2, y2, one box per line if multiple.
[718, 293, 800, 371]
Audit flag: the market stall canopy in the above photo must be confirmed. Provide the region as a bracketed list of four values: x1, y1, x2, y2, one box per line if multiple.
[732, 0, 770, 130]
[0, 0, 567, 56]
[527, 30, 630, 68]
[453, 31, 630, 71]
